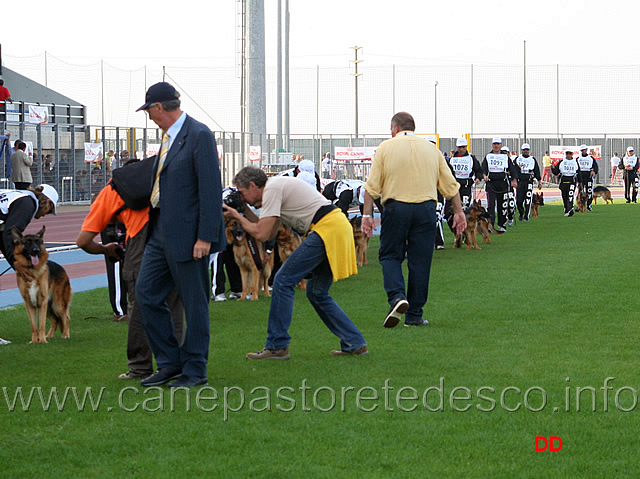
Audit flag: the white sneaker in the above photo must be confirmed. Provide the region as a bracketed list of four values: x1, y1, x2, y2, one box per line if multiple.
[0, 338, 11, 345]
[495, 225, 507, 233]
[213, 293, 227, 302]
[228, 292, 242, 300]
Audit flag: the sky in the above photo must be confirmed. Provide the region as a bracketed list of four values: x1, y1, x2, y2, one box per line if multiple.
[3, 0, 640, 136]
[3, 0, 640, 70]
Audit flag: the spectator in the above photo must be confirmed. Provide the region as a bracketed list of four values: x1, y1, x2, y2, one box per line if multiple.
[610, 152, 621, 185]
[321, 152, 332, 179]
[541, 151, 552, 185]
[10, 141, 33, 190]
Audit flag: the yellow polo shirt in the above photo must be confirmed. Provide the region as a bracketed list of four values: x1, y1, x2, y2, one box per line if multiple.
[364, 132, 459, 205]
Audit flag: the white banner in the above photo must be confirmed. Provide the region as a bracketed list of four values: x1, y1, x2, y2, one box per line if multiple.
[84, 143, 104, 163]
[550, 145, 601, 161]
[249, 145, 261, 162]
[334, 146, 377, 161]
[146, 143, 160, 158]
[28, 105, 49, 124]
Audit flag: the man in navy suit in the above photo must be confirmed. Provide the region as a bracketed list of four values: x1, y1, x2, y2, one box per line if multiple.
[135, 82, 226, 388]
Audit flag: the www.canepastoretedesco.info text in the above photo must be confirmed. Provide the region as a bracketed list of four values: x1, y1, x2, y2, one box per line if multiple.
[2, 377, 637, 421]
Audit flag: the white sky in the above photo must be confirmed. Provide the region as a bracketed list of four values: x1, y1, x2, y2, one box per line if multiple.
[3, 0, 640, 69]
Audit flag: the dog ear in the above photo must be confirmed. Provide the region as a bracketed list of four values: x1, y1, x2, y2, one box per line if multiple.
[37, 226, 46, 238]
[10, 226, 23, 243]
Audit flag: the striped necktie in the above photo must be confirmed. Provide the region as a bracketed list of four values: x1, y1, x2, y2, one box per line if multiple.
[150, 132, 169, 208]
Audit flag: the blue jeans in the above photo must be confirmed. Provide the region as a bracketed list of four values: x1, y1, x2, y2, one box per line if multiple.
[379, 200, 436, 324]
[266, 231, 366, 352]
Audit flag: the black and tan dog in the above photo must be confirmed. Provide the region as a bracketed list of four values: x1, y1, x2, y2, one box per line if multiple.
[576, 191, 588, 213]
[225, 219, 274, 301]
[531, 192, 544, 218]
[475, 203, 492, 245]
[593, 186, 613, 204]
[11, 226, 72, 344]
[453, 200, 490, 250]
[350, 216, 369, 267]
[276, 224, 306, 290]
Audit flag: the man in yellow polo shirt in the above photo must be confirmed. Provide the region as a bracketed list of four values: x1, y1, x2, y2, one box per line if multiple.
[362, 112, 466, 328]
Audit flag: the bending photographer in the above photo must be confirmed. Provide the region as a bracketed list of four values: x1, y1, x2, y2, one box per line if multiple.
[223, 166, 367, 360]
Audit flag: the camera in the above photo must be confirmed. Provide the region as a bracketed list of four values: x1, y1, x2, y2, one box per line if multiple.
[223, 189, 245, 213]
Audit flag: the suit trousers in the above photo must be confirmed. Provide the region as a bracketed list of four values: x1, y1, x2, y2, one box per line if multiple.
[136, 213, 211, 378]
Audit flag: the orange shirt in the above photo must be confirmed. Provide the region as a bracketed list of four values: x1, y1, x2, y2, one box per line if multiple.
[81, 184, 149, 241]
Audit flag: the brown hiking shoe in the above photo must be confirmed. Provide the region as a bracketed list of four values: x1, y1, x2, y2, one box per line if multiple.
[246, 347, 290, 360]
[330, 345, 369, 356]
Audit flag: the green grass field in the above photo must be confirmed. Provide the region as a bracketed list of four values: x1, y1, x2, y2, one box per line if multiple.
[1, 200, 639, 477]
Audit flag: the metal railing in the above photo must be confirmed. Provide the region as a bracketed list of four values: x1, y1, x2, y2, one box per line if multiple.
[1, 119, 633, 204]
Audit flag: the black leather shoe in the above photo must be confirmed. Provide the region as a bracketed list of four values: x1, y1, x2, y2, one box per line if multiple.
[140, 368, 182, 387]
[168, 375, 208, 388]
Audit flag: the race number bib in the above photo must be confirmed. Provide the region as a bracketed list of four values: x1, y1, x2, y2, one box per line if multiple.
[450, 156, 473, 179]
[578, 156, 593, 171]
[623, 156, 637, 168]
[517, 156, 535, 174]
[559, 160, 578, 176]
[486, 154, 508, 173]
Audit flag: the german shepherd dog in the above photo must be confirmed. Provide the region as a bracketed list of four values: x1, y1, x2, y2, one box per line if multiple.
[576, 191, 588, 213]
[276, 224, 306, 290]
[350, 216, 369, 266]
[11, 226, 72, 343]
[453, 200, 490, 250]
[225, 219, 274, 300]
[447, 200, 490, 249]
[475, 203, 492, 245]
[531, 192, 544, 218]
[593, 186, 613, 204]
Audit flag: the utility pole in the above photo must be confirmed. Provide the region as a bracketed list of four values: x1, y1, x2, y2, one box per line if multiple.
[350, 46, 363, 137]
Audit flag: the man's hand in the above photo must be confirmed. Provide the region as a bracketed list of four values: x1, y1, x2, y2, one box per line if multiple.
[222, 204, 240, 221]
[103, 242, 124, 260]
[193, 239, 211, 260]
[511, 179, 518, 188]
[361, 216, 375, 238]
[452, 211, 467, 236]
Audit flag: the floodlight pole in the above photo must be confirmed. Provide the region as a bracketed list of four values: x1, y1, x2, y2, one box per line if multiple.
[351, 46, 362, 138]
[523, 40, 527, 143]
[434, 81, 439, 136]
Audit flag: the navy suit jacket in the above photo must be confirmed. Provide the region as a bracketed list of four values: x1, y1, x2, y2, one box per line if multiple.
[152, 114, 226, 262]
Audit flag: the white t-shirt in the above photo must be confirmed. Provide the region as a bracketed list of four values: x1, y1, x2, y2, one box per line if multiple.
[611, 156, 621, 168]
[260, 176, 331, 234]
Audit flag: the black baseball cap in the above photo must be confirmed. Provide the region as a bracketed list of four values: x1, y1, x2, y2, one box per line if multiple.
[136, 82, 180, 111]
